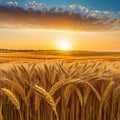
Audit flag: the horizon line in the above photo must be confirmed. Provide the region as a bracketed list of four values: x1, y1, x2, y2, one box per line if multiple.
[0, 48, 120, 53]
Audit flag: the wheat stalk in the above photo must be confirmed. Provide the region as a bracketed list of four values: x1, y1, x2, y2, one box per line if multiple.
[76, 87, 83, 106]
[102, 81, 114, 101]
[85, 81, 101, 102]
[0, 101, 3, 120]
[34, 85, 59, 120]
[34, 92, 41, 111]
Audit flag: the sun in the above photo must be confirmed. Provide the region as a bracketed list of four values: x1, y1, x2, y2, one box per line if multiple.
[59, 41, 70, 50]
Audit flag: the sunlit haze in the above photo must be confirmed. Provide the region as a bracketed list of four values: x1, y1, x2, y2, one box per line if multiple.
[0, 29, 120, 51]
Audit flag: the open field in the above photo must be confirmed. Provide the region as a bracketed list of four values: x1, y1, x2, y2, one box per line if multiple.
[0, 50, 120, 63]
[0, 51, 120, 120]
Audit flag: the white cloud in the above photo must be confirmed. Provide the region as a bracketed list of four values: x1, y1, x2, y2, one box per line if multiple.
[79, 6, 86, 10]
[27, 1, 46, 10]
[69, 4, 76, 10]
[94, 10, 100, 14]
[6, 1, 18, 6]
[104, 11, 110, 15]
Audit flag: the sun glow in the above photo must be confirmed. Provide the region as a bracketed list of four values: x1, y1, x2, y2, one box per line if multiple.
[59, 40, 70, 50]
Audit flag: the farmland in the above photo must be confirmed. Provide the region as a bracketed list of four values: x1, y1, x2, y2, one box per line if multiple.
[0, 50, 120, 120]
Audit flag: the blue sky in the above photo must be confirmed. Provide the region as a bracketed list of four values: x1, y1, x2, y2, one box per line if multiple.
[1, 0, 120, 12]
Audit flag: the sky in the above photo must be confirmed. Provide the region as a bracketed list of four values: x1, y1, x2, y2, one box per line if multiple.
[0, 0, 120, 51]
[1, 0, 120, 12]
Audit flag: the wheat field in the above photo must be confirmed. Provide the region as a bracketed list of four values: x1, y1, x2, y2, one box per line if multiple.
[0, 60, 120, 120]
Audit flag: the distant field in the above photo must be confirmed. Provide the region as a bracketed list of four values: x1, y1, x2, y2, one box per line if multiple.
[0, 50, 120, 63]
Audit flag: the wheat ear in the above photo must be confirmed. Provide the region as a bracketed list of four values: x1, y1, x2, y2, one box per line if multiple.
[2, 88, 20, 110]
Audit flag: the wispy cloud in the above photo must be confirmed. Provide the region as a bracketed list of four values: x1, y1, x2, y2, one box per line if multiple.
[24, 1, 46, 10]
[6, 1, 18, 6]
[0, 3, 120, 32]
[23, 1, 120, 18]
